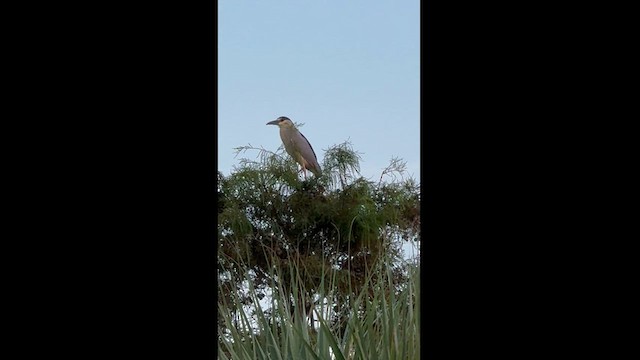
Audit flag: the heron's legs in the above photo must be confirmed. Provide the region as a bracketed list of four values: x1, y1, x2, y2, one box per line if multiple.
[297, 166, 308, 180]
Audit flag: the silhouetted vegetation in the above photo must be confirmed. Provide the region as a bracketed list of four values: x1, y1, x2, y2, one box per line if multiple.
[218, 139, 420, 359]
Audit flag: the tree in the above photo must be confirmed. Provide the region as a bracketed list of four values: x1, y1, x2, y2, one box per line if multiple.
[217, 139, 420, 350]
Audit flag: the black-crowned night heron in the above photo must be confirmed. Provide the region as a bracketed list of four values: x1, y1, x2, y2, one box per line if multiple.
[267, 116, 321, 180]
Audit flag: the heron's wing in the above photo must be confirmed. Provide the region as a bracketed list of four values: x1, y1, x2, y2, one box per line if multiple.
[297, 131, 322, 174]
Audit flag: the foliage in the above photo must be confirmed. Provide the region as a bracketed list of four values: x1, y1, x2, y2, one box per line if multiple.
[218, 139, 420, 358]
[218, 249, 420, 359]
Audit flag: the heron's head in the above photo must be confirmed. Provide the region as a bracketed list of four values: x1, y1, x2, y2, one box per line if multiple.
[266, 116, 295, 128]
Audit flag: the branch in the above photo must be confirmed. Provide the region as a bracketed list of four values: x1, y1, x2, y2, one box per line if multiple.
[378, 157, 407, 186]
[233, 144, 284, 160]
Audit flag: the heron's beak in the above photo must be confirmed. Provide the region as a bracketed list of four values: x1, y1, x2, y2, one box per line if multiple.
[266, 120, 279, 126]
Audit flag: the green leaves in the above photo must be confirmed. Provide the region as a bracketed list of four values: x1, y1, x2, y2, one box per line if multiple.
[322, 140, 362, 190]
[218, 141, 420, 359]
[217, 246, 421, 359]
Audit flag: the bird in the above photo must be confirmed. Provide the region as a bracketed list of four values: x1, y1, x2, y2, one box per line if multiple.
[267, 116, 321, 180]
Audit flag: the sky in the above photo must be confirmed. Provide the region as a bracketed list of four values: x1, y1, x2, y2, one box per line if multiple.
[218, 0, 420, 183]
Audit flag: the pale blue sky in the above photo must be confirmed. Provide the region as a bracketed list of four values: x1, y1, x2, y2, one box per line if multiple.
[218, 1, 420, 183]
